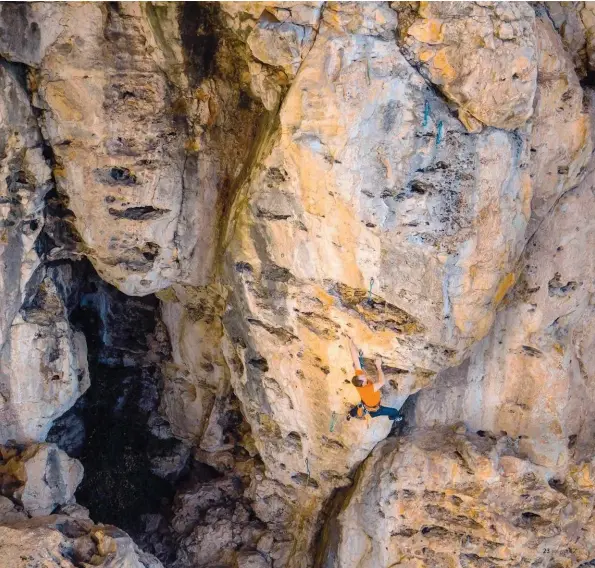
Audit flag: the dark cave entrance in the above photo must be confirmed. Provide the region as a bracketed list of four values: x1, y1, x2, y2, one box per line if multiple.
[36, 189, 257, 566]
[46, 260, 186, 549]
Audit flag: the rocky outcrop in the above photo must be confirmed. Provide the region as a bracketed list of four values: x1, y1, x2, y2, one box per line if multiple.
[0, 440, 163, 568]
[328, 427, 595, 567]
[528, 13, 592, 233]
[171, 464, 271, 568]
[13, 2, 273, 295]
[0, 264, 89, 443]
[0, 59, 51, 352]
[0, 439, 161, 565]
[0, 515, 163, 567]
[395, 2, 538, 130]
[544, 2, 595, 77]
[0, 442, 82, 517]
[217, 3, 592, 560]
[27, 3, 191, 295]
[158, 284, 230, 444]
[0, 56, 59, 443]
[225, 0, 523, 473]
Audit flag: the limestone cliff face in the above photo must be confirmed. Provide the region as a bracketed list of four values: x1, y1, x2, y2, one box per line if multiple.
[411, 171, 595, 471]
[328, 428, 595, 567]
[0, 2, 594, 568]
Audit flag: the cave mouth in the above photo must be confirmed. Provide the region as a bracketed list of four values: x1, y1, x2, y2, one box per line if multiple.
[46, 259, 186, 545]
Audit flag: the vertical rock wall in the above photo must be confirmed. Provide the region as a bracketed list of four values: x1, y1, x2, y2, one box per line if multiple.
[328, 428, 595, 567]
[0, 2, 594, 567]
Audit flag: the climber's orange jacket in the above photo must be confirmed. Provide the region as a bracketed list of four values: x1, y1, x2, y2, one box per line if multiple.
[354, 371, 381, 409]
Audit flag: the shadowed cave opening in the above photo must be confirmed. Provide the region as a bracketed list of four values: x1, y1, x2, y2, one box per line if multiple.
[46, 260, 191, 552]
[35, 180, 254, 565]
[39, 255, 252, 565]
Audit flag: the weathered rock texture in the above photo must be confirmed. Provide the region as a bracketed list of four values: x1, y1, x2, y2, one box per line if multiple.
[0, 515, 163, 568]
[0, 60, 50, 341]
[0, 1, 594, 567]
[411, 170, 595, 471]
[0, 442, 83, 517]
[544, 2, 595, 78]
[0, 441, 162, 568]
[396, 2, 538, 130]
[328, 427, 595, 567]
[0, 440, 164, 566]
[1, 263, 90, 442]
[16, 2, 272, 296]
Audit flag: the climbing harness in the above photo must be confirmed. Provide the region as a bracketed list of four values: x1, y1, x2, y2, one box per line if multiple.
[436, 121, 444, 145]
[422, 100, 431, 128]
[346, 403, 374, 428]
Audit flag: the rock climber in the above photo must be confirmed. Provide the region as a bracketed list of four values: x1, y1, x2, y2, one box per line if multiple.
[346, 336, 402, 428]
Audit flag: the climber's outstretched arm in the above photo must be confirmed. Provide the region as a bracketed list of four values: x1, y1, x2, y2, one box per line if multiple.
[348, 337, 362, 371]
[373, 357, 385, 392]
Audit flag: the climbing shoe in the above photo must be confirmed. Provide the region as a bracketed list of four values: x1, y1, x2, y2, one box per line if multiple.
[389, 415, 405, 436]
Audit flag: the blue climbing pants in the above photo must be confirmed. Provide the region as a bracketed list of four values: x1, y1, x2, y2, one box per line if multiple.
[349, 404, 400, 420]
[369, 405, 400, 420]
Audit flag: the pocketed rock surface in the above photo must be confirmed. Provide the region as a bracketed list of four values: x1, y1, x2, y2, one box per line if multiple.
[0, 2, 594, 567]
[328, 427, 595, 568]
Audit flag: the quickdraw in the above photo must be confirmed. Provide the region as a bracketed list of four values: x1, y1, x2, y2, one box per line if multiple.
[362, 277, 391, 321]
[421, 101, 445, 144]
[422, 100, 431, 128]
[366, 277, 375, 305]
[348, 403, 373, 429]
[436, 121, 444, 145]
[329, 411, 338, 432]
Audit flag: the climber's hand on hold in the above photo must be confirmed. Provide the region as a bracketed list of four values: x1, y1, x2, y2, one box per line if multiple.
[373, 357, 385, 391]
